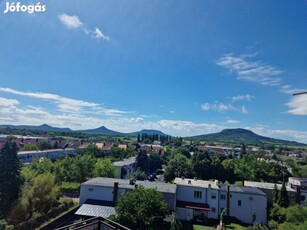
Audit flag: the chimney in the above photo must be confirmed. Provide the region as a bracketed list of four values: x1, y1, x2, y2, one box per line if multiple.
[295, 186, 301, 205]
[113, 182, 119, 203]
[227, 185, 230, 216]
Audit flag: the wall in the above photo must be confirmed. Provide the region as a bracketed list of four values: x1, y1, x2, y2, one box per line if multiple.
[228, 192, 267, 224]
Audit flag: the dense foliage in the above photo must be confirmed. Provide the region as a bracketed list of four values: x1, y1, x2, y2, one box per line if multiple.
[0, 139, 21, 218]
[115, 186, 169, 229]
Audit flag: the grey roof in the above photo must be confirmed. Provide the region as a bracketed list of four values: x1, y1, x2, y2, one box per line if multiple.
[244, 181, 295, 192]
[113, 157, 137, 167]
[82, 177, 177, 194]
[75, 204, 116, 218]
[220, 184, 266, 196]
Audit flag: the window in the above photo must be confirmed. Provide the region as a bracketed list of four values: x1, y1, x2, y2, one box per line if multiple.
[301, 195, 305, 201]
[211, 207, 216, 212]
[194, 191, 202, 199]
[211, 193, 217, 199]
[221, 194, 226, 200]
[238, 200, 242, 206]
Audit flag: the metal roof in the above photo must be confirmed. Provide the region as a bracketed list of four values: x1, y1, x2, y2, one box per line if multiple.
[75, 201, 116, 218]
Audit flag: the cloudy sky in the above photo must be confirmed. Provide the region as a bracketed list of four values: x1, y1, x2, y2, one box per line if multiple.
[0, 0, 307, 143]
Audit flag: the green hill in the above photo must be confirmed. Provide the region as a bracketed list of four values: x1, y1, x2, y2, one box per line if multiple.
[188, 128, 306, 147]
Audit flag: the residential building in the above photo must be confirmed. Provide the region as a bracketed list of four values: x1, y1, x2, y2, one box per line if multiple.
[77, 177, 177, 218]
[78, 177, 267, 225]
[113, 157, 137, 179]
[95, 142, 113, 154]
[244, 181, 296, 205]
[245, 177, 307, 205]
[174, 178, 267, 224]
[18, 148, 77, 163]
[288, 177, 307, 204]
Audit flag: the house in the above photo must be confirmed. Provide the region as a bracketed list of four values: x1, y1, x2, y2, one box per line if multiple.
[95, 142, 113, 154]
[77, 177, 177, 218]
[78, 177, 267, 225]
[118, 144, 128, 150]
[113, 157, 137, 179]
[17, 148, 77, 163]
[244, 181, 296, 205]
[245, 177, 307, 205]
[288, 177, 307, 204]
[141, 144, 164, 155]
[174, 178, 267, 224]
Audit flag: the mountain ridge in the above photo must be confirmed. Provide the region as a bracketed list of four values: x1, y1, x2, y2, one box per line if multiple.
[188, 128, 306, 146]
[0, 124, 305, 146]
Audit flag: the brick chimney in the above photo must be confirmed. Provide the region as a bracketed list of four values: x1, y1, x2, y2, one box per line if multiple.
[113, 182, 119, 203]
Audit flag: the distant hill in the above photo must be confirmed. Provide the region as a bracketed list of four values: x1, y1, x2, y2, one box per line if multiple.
[188, 128, 307, 147]
[128, 129, 168, 136]
[0, 124, 72, 132]
[79, 126, 125, 136]
[0, 124, 170, 137]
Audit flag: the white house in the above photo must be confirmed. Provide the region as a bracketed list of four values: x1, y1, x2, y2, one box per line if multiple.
[77, 177, 267, 224]
[288, 177, 307, 205]
[174, 178, 267, 224]
[77, 177, 177, 218]
[113, 157, 137, 179]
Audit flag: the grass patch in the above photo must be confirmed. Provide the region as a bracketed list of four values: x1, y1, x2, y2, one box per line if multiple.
[225, 223, 247, 230]
[194, 225, 214, 230]
[61, 182, 80, 189]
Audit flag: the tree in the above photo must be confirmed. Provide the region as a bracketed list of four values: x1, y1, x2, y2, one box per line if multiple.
[272, 184, 279, 204]
[37, 141, 52, 150]
[21, 144, 38, 151]
[285, 205, 307, 224]
[278, 183, 290, 208]
[0, 139, 21, 218]
[73, 154, 96, 183]
[93, 159, 115, 178]
[164, 154, 193, 182]
[9, 173, 60, 222]
[170, 212, 183, 230]
[116, 186, 168, 230]
[222, 159, 237, 184]
[30, 158, 54, 175]
[130, 168, 147, 181]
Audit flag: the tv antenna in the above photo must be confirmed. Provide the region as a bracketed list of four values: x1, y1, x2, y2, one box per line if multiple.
[292, 91, 307, 96]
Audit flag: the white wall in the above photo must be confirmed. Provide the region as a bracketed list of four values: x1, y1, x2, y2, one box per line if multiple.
[228, 192, 267, 224]
[176, 185, 207, 204]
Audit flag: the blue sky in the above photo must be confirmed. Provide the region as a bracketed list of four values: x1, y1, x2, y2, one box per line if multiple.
[0, 0, 307, 143]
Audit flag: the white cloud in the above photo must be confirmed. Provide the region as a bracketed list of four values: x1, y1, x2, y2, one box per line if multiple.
[286, 94, 307, 115]
[201, 101, 248, 113]
[201, 103, 210, 111]
[251, 126, 307, 144]
[225, 119, 240, 124]
[0, 97, 19, 107]
[0, 97, 306, 143]
[58, 13, 109, 41]
[216, 54, 283, 86]
[232, 94, 254, 102]
[241, 106, 248, 114]
[0, 87, 129, 116]
[280, 85, 307, 95]
[58, 14, 83, 29]
[93, 27, 109, 41]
